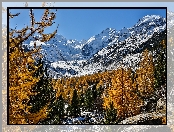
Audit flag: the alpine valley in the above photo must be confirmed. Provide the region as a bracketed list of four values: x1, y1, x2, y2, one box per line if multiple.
[23, 14, 166, 79]
[8, 9, 172, 125]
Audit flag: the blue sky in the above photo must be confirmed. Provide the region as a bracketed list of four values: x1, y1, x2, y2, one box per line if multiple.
[3, 2, 172, 41]
[9, 8, 166, 41]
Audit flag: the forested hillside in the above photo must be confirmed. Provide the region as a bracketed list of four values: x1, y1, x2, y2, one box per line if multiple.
[8, 9, 167, 125]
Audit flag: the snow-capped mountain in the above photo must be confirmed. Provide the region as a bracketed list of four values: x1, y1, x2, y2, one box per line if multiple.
[83, 27, 166, 74]
[23, 14, 167, 78]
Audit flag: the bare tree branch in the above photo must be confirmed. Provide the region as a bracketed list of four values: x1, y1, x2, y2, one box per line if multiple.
[9, 13, 20, 18]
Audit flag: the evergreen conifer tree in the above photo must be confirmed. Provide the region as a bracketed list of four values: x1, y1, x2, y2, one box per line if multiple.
[104, 101, 117, 124]
[84, 88, 94, 111]
[69, 89, 80, 117]
[27, 58, 55, 114]
[42, 94, 65, 124]
[154, 39, 167, 89]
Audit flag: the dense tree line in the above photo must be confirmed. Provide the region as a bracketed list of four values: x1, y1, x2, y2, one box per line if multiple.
[50, 41, 166, 123]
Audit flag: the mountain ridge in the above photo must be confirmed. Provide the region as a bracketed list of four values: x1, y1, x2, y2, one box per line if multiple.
[22, 14, 167, 78]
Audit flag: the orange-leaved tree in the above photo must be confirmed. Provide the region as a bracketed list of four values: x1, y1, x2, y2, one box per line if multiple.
[103, 67, 143, 122]
[9, 9, 58, 124]
[135, 49, 155, 99]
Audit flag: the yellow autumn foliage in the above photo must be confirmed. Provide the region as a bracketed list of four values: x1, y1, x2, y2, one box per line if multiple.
[9, 9, 58, 124]
[135, 49, 155, 98]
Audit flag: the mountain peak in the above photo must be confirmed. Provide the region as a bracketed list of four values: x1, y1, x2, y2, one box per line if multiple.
[140, 15, 161, 21]
[101, 27, 116, 34]
[136, 15, 165, 26]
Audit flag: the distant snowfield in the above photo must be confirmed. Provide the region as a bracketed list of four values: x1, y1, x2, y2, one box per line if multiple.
[51, 61, 81, 71]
